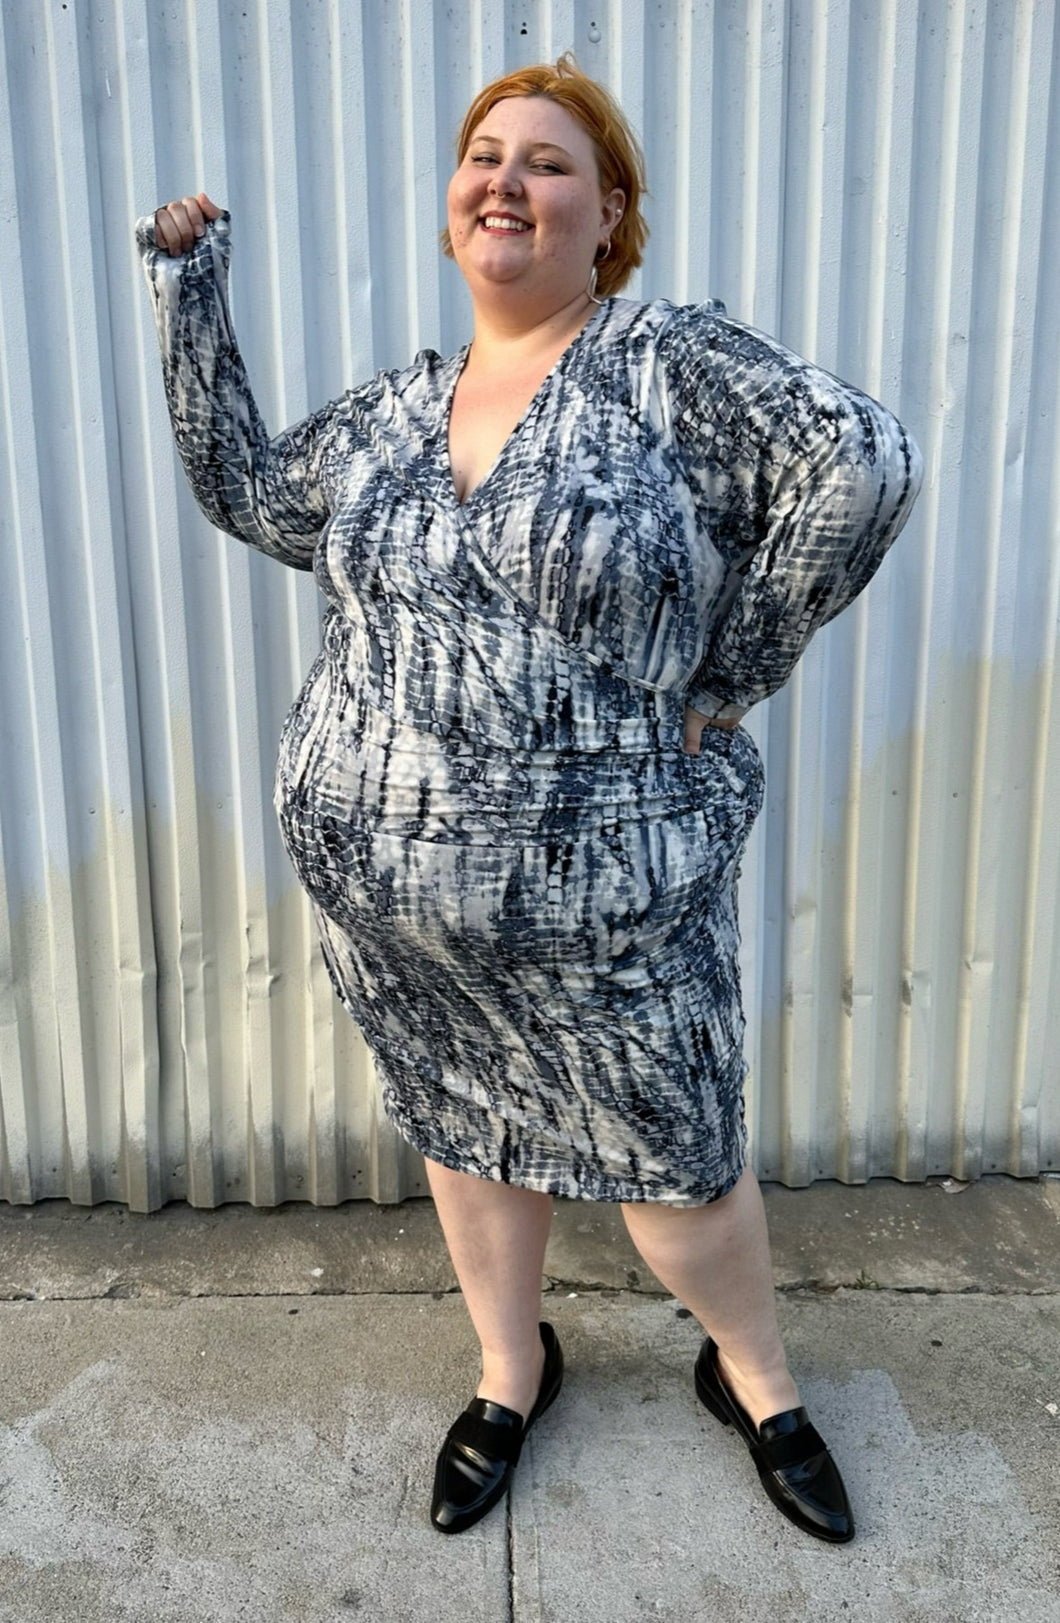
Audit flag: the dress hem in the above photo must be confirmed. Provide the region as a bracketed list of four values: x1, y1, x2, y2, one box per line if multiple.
[382, 1091, 748, 1208]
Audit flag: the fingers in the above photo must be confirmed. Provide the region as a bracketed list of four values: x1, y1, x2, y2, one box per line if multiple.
[153, 192, 222, 257]
[682, 705, 740, 753]
[154, 195, 202, 257]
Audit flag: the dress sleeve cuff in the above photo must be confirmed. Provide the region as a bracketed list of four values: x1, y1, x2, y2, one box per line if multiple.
[684, 691, 749, 725]
[134, 213, 159, 251]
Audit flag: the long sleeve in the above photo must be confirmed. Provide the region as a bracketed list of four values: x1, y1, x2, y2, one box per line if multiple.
[135, 211, 333, 570]
[660, 305, 923, 719]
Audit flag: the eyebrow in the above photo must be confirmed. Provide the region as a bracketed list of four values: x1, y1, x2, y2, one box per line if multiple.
[468, 135, 574, 159]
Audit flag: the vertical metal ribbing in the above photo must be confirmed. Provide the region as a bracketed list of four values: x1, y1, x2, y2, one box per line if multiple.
[306, 0, 374, 1204]
[0, 9, 41, 1203]
[667, 0, 706, 309]
[0, 851, 32, 1202]
[1014, 5, 1060, 1177]
[892, 0, 970, 1181]
[538, 0, 577, 64]
[3, 2, 109, 1206]
[949, 0, 1035, 1179]
[770, 0, 853, 1185]
[327, 0, 374, 393]
[907, 1, 992, 1180]
[842, 0, 913, 1181]
[399, 0, 443, 358]
[831, 4, 884, 1184]
[141, 0, 228, 1206]
[226, 0, 302, 1207]
[20, 1, 97, 1203]
[49, 0, 162, 1212]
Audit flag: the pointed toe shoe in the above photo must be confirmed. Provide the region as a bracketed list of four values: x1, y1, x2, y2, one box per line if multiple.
[430, 1321, 563, 1534]
[694, 1336, 855, 1543]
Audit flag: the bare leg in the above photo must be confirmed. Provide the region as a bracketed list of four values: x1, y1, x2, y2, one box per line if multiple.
[621, 1166, 799, 1429]
[424, 1157, 553, 1421]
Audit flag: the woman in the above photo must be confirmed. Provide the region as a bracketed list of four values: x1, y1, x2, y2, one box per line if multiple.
[139, 56, 921, 1545]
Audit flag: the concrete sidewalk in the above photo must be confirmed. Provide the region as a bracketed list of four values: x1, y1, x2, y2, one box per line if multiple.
[0, 1178, 1057, 1622]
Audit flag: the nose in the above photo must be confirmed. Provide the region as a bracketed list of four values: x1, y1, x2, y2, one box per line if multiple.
[488, 162, 522, 198]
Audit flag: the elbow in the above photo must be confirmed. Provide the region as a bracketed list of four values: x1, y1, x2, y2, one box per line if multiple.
[884, 407, 923, 503]
[835, 400, 924, 547]
[873, 413, 924, 542]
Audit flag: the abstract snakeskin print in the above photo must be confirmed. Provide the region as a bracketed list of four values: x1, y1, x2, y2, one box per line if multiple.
[137, 212, 922, 1204]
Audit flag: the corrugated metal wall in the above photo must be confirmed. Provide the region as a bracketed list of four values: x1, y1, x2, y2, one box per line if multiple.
[0, 0, 1056, 1209]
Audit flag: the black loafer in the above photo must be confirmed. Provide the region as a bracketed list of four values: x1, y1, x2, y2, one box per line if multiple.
[430, 1322, 563, 1534]
[694, 1336, 855, 1543]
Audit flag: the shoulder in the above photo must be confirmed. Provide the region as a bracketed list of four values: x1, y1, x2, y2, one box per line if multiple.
[331, 343, 454, 423]
[657, 302, 915, 458]
[602, 296, 838, 408]
[656, 300, 845, 402]
[648, 304, 921, 489]
[317, 344, 460, 461]
[586, 295, 724, 369]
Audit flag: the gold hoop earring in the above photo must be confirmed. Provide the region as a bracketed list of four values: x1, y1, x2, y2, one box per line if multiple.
[587, 239, 612, 305]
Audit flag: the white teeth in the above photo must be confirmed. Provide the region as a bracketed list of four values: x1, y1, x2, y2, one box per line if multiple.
[482, 216, 531, 232]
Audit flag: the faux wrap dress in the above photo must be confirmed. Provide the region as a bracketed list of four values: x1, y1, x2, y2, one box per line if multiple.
[137, 213, 922, 1205]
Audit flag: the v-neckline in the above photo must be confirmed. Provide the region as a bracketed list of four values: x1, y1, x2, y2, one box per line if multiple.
[443, 298, 612, 512]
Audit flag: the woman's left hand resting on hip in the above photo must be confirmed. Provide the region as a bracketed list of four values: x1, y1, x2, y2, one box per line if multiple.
[683, 705, 741, 754]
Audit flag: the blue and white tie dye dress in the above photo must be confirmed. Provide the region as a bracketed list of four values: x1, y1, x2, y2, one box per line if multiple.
[137, 212, 922, 1205]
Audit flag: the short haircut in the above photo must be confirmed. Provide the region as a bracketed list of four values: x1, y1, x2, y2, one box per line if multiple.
[442, 52, 648, 296]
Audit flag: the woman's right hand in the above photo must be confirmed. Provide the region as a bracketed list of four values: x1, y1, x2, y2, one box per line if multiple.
[154, 192, 223, 257]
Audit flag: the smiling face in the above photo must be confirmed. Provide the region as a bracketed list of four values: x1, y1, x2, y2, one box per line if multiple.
[446, 95, 624, 313]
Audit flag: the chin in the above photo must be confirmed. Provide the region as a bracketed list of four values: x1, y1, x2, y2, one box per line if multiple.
[461, 249, 529, 284]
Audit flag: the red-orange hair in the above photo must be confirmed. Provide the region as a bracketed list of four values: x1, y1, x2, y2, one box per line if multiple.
[441, 53, 648, 296]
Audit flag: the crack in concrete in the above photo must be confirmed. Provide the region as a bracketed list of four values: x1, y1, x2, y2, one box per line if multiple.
[1, 1283, 1057, 1306]
[505, 1492, 516, 1623]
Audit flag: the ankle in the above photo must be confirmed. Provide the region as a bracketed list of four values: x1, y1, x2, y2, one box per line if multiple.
[715, 1346, 800, 1428]
[717, 1345, 791, 1387]
[477, 1334, 546, 1420]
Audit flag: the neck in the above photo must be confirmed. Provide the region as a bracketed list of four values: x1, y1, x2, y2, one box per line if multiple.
[466, 286, 598, 365]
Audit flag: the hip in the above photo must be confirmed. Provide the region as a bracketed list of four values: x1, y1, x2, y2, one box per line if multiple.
[273, 652, 764, 844]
